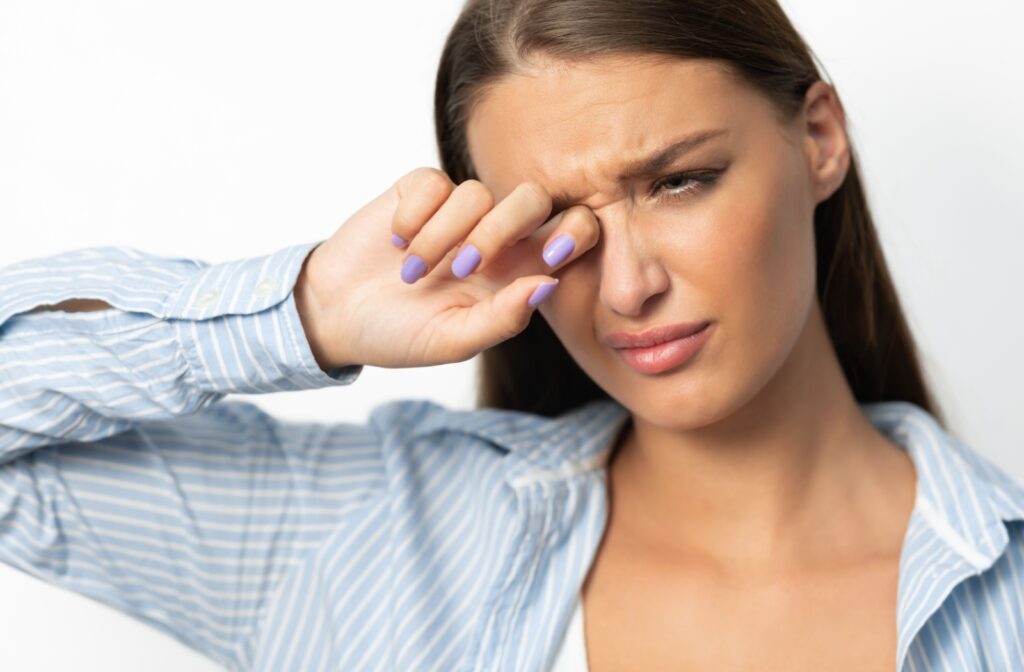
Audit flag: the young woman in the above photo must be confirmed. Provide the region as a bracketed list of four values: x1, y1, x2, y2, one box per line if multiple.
[2, 1, 1022, 670]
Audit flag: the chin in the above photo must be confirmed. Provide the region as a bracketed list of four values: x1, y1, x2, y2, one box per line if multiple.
[636, 387, 723, 429]
[593, 360, 722, 428]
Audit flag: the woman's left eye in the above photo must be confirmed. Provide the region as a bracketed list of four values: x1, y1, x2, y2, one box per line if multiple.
[652, 170, 722, 201]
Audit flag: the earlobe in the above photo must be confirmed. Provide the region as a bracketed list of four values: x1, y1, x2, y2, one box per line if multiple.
[803, 81, 850, 204]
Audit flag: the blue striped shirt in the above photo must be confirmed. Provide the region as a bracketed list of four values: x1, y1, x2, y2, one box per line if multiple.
[1, 241, 1022, 671]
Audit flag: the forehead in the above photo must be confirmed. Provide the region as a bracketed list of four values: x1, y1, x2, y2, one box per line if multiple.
[465, 55, 751, 202]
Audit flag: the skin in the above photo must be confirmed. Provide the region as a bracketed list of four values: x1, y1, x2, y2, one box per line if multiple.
[465, 54, 918, 670]
[25, 51, 918, 671]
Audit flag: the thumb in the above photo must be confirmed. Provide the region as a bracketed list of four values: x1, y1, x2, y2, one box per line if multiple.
[456, 275, 560, 354]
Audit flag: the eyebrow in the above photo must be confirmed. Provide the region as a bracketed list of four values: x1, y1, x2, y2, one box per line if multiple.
[548, 128, 729, 213]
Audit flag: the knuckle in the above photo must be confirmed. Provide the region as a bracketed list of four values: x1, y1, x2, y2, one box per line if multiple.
[392, 210, 411, 232]
[414, 167, 454, 197]
[455, 179, 495, 212]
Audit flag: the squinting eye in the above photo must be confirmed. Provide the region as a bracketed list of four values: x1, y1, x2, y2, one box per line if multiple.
[652, 170, 722, 202]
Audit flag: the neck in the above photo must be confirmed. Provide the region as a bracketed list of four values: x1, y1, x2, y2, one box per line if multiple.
[607, 302, 914, 574]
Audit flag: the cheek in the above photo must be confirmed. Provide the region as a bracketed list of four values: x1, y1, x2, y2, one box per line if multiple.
[706, 161, 816, 365]
[538, 270, 587, 322]
[537, 264, 601, 356]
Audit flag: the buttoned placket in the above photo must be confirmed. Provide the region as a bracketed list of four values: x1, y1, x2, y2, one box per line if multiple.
[463, 468, 609, 672]
[462, 478, 548, 671]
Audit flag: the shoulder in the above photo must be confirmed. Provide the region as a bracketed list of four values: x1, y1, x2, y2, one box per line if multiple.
[366, 398, 524, 494]
[864, 400, 1024, 529]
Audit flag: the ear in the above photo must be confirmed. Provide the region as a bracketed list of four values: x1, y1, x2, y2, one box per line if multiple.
[801, 80, 851, 205]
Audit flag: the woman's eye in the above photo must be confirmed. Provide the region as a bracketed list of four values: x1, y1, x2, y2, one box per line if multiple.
[652, 170, 722, 201]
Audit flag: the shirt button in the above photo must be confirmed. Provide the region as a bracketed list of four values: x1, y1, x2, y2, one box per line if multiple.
[254, 279, 277, 298]
[195, 290, 220, 307]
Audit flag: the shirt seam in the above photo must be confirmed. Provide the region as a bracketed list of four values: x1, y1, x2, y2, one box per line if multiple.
[506, 450, 608, 487]
[229, 484, 390, 670]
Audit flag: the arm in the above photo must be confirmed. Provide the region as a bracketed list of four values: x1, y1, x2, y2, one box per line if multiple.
[24, 255, 332, 369]
[0, 242, 387, 669]
[0, 241, 361, 459]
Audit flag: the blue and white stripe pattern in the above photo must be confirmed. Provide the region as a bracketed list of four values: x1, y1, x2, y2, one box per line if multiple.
[1, 242, 1022, 671]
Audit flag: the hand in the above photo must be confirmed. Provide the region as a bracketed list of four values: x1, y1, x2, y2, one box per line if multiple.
[294, 167, 599, 371]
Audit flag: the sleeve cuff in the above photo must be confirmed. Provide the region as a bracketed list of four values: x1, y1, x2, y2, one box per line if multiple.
[0, 240, 364, 395]
[171, 241, 364, 394]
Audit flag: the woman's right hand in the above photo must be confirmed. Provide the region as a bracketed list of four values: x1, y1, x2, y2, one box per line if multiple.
[294, 167, 601, 371]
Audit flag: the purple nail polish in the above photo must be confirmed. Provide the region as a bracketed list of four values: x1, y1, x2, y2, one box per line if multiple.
[392, 233, 408, 248]
[542, 235, 575, 267]
[528, 279, 559, 307]
[451, 244, 482, 278]
[401, 255, 428, 284]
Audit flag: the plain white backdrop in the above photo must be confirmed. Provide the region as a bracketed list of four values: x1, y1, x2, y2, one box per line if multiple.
[1, 0, 1022, 669]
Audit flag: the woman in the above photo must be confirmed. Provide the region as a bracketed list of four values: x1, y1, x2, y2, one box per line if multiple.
[1, 0, 1022, 670]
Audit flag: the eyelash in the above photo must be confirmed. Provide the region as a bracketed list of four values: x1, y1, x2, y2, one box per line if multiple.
[651, 170, 722, 202]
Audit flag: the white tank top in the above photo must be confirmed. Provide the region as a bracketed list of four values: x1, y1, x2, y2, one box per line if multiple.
[550, 591, 589, 671]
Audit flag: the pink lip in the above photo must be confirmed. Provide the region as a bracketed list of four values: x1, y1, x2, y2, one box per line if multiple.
[604, 321, 711, 349]
[613, 322, 713, 374]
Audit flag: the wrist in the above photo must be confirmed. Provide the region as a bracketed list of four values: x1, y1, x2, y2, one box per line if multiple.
[294, 246, 338, 373]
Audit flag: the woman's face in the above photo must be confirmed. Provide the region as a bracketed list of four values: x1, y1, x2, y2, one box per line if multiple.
[465, 55, 848, 429]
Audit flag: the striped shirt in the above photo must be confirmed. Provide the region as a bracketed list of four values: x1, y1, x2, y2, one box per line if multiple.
[1, 241, 1022, 671]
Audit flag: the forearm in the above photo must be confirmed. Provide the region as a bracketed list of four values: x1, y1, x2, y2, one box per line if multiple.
[0, 242, 363, 458]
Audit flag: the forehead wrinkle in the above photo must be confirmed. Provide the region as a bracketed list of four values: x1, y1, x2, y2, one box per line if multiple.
[547, 127, 730, 213]
[467, 58, 738, 213]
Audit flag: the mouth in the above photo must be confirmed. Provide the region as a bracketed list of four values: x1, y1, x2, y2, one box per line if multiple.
[610, 321, 713, 375]
[604, 320, 711, 349]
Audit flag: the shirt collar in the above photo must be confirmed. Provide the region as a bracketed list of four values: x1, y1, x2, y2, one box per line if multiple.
[863, 400, 1024, 671]
[412, 397, 1024, 672]
[863, 400, 1024, 568]
[410, 397, 1024, 541]
[407, 397, 631, 484]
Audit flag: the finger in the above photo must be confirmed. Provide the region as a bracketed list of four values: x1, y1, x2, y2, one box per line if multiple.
[478, 204, 601, 285]
[444, 181, 554, 279]
[391, 167, 456, 248]
[536, 204, 601, 272]
[451, 274, 560, 354]
[399, 179, 494, 284]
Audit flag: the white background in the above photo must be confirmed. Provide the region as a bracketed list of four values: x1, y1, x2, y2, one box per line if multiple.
[1, 0, 1022, 669]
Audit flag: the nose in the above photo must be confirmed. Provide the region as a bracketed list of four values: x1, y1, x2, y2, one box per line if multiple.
[596, 210, 670, 317]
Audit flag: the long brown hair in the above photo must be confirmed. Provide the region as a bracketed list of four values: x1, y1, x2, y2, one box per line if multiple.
[433, 0, 944, 425]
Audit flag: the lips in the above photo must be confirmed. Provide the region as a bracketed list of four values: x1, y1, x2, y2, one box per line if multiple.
[612, 322, 714, 374]
[604, 321, 711, 349]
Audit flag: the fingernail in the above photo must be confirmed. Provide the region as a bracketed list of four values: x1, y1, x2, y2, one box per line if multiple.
[451, 243, 482, 278]
[528, 279, 559, 307]
[392, 233, 408, 248]
[542, 235, 575, 267]
[401, 255, 428, 283]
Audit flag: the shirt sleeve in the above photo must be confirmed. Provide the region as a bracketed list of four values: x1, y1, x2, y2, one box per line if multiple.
[0, 242, 389, 669]
[0, 239, 364, 459]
